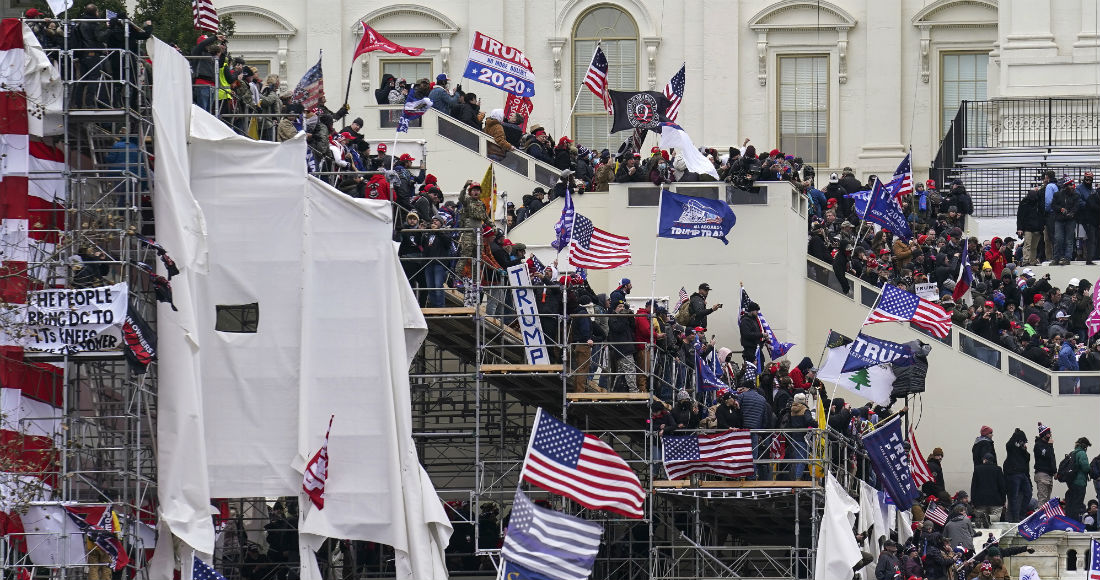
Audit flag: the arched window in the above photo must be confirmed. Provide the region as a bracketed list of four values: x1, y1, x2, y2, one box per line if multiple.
[572, 6, 638, 152]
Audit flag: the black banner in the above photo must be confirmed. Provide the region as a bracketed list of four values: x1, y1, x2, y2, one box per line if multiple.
[122, 303, 157, 373]
[609, 90, 670, 133]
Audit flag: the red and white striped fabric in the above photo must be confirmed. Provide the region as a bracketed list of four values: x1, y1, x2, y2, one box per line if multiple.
[0, 18, 65, 546]
[192, 0, 219, 32]
[302, 415, 333, 510]
[662, 429, 754, 480]
[908, 427, 934, 487]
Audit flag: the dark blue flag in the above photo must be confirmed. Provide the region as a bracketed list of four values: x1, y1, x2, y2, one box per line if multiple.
[863, 178, 912, 240]
[841, 332, 914, 373]
[860, 415, 919, 510]
[1018, 499, 1084, 540]
[696, 339, 728, 390]
[551, 184, 576, 251]
[657, 190, 737, 244]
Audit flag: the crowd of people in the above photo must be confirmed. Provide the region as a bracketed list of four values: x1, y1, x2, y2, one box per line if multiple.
[806, 168, 1100, 371]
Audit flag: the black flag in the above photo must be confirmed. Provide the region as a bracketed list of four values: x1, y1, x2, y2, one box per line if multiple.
[609, 90, 670, 133]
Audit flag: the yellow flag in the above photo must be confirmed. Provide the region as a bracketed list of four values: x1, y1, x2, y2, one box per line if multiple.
[811, 395, 827, 478]
[480, 163, 496, 217]
[247, 117, 259, 140]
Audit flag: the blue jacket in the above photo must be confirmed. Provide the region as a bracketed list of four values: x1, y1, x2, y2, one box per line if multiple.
[737, 388, 771, 430]
[1059, 342, 1079, 371]
[428, 86, 459, 115]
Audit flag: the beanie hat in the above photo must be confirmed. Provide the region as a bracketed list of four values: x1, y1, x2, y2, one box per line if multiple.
[1027, 313, 1040, 325]
[1034, 293, 1044, 304]
[980, 425, 993, 437]
[932, 447, 944, 456]
[1038, 422, 1051, 437]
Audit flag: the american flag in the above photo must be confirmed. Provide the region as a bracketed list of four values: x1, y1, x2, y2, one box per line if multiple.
[192, 0, 219, 32]
[925, 500, 949, 526]
[908, 427, 934, 487]
[769, 433, 787, 461]
[64, 506, 129, 571]
[521, 409, 645, 518]
[675, 286, 689, 311]
[663, 429, 754, 480]
[500, 490, 602, 580]
[194, 556, 227, 580]
[1041, 498, 1066, 518]
[583, 45, 612, 114]
[528, 254, 546, 277]
[888, 151, 913, 204]
[290, 55, 325, 110]
[1088, 538, 1100, 580]
[663, 64, 685, 122]
[302, 414, 333, 510]
[741, 361, 758, 385]
[568, 214, 631, 270]
[865, 284, 952, 338]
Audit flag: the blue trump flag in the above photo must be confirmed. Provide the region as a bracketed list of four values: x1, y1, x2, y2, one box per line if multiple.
[657, 190, 737, 244]
[863, 177, 911, 240]
[841, 332, 914, 373]
[860, 415, 920, 510]
[551, 184, 576, 251]
[1018, 499, 1084, 540]
[695, 337, 728, 390]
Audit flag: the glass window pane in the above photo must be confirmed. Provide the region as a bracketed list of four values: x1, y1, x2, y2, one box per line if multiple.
[382, 61, 432, 84]
[572, 6, 638, 152]
[777, 56, 828, 164]
[940, 53, 988, 138]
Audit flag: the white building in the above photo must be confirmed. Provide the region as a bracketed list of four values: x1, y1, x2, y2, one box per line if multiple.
[216, 0, 1099, 179]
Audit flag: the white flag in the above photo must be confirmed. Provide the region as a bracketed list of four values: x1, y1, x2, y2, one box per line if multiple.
[815, 474, 862, 580]
[656, 122, 719, 180]
[858, 480, 886, 573]
[817, 342, 895, 406]
[44, 0, 73, 17]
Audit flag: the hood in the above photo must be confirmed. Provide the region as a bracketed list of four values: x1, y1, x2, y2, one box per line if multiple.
[796, 356, 813, 372]
[1008, 428, 1027, 446]
[974, 435, 992, 444]
[791, 402, 808, 416]
[717, 347, 732, 362]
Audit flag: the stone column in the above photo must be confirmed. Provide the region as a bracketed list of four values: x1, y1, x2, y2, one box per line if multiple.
[1074, 0, 1100, 52]
[858, 0, 905, 162]
[999, 0, 1057, 56]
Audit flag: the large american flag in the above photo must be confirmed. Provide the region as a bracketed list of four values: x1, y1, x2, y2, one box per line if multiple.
[1088, 538, 1100, 580]
[568, 214, 631, 270]
[924, 500, 949, 526]
[501, 490, 602, 580]
[888, 151, 913, 204]
[290, 55, 325, 110]
[662, 429, 753, 480]
[583, 45, 612, 114]
[194, 556, 228, 580]
[663, 64, 686, 122]
[908, 427, 934, 487]
[522, 409, 645, 518]
[865, 284, 952, 338]
[192, 0, 219, 32]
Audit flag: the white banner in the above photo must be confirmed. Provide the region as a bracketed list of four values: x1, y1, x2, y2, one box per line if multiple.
[506, 265, 549, 365]
[23, 283, 127, 353]
[914, 282, 938, 302]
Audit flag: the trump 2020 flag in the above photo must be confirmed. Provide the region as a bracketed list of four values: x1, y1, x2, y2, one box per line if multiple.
[551, 183, 575, 251]
[658, 190, 737, 244]
[742, 285, 794, 359]
[1018, 499, 1084, 540]
[860, 415, 919, 510]
[863, 177, 911, 240]
[500, 490, 602, 580]
[302, 415, 333, 509]
[695, 340, 728, 391]
[655, 122, 719, 180]
[841, 332, 914, 373]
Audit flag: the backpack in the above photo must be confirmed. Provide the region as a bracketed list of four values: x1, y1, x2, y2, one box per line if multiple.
[1056, 451, 1079, 482]
[1090, 455, 1100, 480]
[675, 300, 693, 326]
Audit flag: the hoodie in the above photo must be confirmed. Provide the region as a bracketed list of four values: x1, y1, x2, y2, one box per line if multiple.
[790, 356, 815, 390]
[1034, 435, 1055, 475]
[1002, 428, 1030, 475]
[972, 436, 995, 466]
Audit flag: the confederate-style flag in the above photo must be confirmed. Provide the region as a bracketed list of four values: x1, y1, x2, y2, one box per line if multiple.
[353, 24, 425, 61]
[302, 415, 333, 509]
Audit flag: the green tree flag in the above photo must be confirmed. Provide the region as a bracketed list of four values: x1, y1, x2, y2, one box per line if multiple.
[847, 368, 871, 391]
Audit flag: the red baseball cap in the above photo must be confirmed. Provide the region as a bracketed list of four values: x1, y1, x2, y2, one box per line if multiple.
[985, 301, 995, 308]
[398, 153, 414, 162]
[376, 143, 387, 152]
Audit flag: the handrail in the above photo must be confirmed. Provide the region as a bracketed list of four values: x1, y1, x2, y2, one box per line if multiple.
[805, 254, 1100, 394]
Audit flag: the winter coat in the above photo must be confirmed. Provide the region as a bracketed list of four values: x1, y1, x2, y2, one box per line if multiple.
[375, 74, 395, 104]
[483, 118, 514, 158]
[970, 462, 1007, 507]
[787, 402, 817, 442]
[608, 314, 637, 358]
[714, 402, 743, 429]
[452, 102, 483, 130]
[593, 163, 615, 191]
[737, 388, 771, 430]
[1051, 185, 1081, 222]
[1034, 436, 1056, 475]
[942, 514, 976, 553]
[971, 436, 996, 466]
[1071, 446, 1090, 487]
[615, 162, 648, 183]
[874, 551, 900, 580]
[1002, 428, 1030, 476]
[428, 85, 460, 115]
[688, 292, 716, 329]
[739, 314, 765, 358]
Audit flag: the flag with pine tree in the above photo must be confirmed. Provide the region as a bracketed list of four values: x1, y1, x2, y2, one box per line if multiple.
[816, 330, 896, 405]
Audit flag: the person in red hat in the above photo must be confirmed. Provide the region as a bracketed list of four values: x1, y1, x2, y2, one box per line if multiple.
[972, 425, 995, 466]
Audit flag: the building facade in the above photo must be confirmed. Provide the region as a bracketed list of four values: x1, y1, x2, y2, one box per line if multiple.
[214, 0, 1098, 178]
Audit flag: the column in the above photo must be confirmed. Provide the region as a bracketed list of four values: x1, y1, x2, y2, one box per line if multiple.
[304, 0, 344, 104]
[858, 0, 905, 161]
[1074, 0, 1100, 52]
[1000, 0, 1057, 56]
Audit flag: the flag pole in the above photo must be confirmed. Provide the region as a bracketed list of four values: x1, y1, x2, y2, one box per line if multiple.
[516, 408, 543, 484]
[648, 190, 665, 394]
[343, 61, 356, 109]
[565, 42, 602, 137]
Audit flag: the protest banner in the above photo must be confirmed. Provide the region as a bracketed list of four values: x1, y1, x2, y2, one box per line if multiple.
[507, 265, 549, 364]
[463, 31, 536, 97]
[22, 283, 128, 354]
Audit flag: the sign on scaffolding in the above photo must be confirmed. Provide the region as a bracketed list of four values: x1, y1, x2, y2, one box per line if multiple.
[506, 264, 549, 365]
[21, 283, 128, 353]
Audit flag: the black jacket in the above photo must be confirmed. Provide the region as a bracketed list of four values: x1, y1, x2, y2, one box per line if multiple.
[688, 292, 716, 329]
[1034, 436, 1056, 475]
[971, 436, 995, 466]
[714, 402, 743, 429]
[191, 35, 223, 82]
[1016, 189, 1046, 232]
[1002, 428, 1030, 475]
[1051, 184, 1082, 222]
[970, 462, 1007, 507]
[608, 314, 637, 358]
[452, 102, 482, 129]
[738, 313, 765, 357]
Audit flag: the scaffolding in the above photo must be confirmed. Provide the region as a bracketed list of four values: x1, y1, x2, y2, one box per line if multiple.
[1, 18, 158, 579]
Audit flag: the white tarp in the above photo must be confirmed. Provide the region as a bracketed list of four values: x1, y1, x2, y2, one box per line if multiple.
[814, 474, 862, 580]
[149, 37, 450, 580]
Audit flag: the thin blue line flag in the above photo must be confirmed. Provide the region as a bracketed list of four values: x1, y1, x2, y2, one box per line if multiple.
[863, 177, 912, 240]
[860, 415, 920, 510]
[657, 190, 737, 244]
[500, 489, 603, 580]
[841, 332, 914, 373]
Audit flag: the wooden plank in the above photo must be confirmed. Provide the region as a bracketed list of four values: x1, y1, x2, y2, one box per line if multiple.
[566, 393, 653, 402]
[422, 307, 476, 316]
[481, 364, 564, 373]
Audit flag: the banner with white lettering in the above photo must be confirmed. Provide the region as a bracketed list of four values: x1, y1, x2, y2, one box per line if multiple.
[841, 332, 914, 373]
[23, 283, 128, 354]
[506, 265, 549, 365]
[462, 31, 536, 97]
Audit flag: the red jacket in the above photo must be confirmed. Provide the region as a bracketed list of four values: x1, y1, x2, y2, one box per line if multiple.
[364, 174, 392, 200]
[634, 308, 655, 347]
